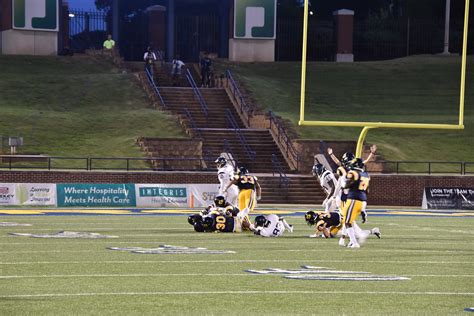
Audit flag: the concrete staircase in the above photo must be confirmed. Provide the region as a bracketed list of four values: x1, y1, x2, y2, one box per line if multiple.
[259, 175, 325, 205]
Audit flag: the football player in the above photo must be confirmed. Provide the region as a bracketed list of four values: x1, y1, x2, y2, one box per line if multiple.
[215, 156, 239, 206]
[251, 214, 294, 237]
[201, 195, 239, 217]
[224, 167, 261, 216]
[340, 158, 371, 248]
[312, 163, 338, 213]
[201, 207, 251, 233]
[305, 210, 380, 242]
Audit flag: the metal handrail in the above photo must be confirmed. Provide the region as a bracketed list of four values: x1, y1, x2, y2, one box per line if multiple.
[225, 109, 256, 160]
[144, 66, 166, 109]
[183, 107, 202, 138]
[186, 68, 208, 117]
[0, 155, 473, 174]
[271, 154, 290, 188]
[225, 70, 251, 126]
[268, 111, 299, 171]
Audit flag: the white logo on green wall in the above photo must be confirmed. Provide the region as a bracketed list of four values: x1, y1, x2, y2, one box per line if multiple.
[13, 0, 58, 31]
[234, 0, 276, 39]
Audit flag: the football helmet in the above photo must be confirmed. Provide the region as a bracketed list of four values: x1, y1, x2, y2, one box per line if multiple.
[214, 195, 226, 207]
[341, 152, 355, 167]
[254, 215, 266, 227]
[312, 163, 326, 177]
[238, 167, 249, 175]
[304, 211, 318, 226]
[215, 156, 227, 168]
[349, 158, 364, 169]
[188, 214, 202, 226]
[193, 221, 205, 232]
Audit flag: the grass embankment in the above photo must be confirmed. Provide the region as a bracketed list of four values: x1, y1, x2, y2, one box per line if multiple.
[225, 55, 474, 162]
[0, 55, 186, 162]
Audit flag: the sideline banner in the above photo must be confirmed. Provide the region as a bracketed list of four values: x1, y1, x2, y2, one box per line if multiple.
[422, 187, 474, 210]
[0, 184, 19, 205]
[57, 184, 136, 207]
[136, 184, 188, 207]
[188, 184, 219, 208]
[0, 183, 56, 205]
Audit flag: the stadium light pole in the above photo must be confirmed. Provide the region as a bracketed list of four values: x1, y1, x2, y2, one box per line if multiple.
[443, 0, 451, 54]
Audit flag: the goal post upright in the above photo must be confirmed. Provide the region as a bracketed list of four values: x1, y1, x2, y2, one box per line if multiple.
[298, 0, 469, 158]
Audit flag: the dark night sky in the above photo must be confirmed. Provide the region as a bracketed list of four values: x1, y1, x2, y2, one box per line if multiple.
[67, 0, 97, 10]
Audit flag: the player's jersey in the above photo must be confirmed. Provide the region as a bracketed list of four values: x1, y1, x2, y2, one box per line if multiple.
[255, 214, 285, 237]
[318, 170, 337, 199]
[336, 166, 349, 203]
[315, 211, 342, 230]
[234, 174, 258, 191]
[205, 214, 236, 233]
[217, 165, 235, 193]
[203, 203, 239, 217]
[346, 168, 370, 201]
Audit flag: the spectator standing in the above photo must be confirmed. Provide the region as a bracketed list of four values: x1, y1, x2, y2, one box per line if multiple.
[200, 52, 212, 87]
[143, 46, 157, 77]
[171, 56, 185, 86]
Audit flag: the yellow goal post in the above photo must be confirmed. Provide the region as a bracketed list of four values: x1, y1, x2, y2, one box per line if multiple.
[298, 0, 470, 158]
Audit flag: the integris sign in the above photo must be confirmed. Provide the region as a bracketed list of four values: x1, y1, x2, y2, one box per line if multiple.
[12, 0, 58, 32]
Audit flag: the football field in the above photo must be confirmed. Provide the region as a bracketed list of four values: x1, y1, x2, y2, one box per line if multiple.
[0, 210, 473, 315]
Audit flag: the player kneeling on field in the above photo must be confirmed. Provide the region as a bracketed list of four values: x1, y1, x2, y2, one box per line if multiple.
[251, 214, 293, 237]
[305, 210, 380, 245]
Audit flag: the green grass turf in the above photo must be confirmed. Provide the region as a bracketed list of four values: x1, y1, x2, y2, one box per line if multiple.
[0, 215, 473, 315]
[0, 55, 186, 162]
[222, 55, 474, 162]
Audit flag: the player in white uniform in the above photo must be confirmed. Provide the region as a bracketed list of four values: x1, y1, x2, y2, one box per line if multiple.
[312, 163, 338, 213]
[251, 214, 293, 237]
[215, 156, 239, 206]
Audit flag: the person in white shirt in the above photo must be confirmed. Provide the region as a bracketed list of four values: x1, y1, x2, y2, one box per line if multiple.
[143, 46, 157, 77]
[171, 56, 185, 86]
[215, 156, 238, 206]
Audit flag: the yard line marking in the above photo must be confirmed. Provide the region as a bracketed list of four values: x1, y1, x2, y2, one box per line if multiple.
[0, 290, 473, 298]
[0, 259, 472, 265]
[0, 273, 473, 279]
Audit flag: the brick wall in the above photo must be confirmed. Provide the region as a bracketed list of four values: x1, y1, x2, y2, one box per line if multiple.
[369, 174, 474, 206]
[1, 171, 472, 207]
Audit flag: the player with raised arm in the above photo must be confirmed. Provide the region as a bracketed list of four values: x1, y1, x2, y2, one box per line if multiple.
[251, 214, 293, 237]
[215, 156, 238, 206]
[224, 167, 261, 217]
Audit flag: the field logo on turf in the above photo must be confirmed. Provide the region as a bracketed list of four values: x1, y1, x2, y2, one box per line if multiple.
[246, 266, 410, 281]
[9, 231, 118, 238]
[108, 245, 236, 254]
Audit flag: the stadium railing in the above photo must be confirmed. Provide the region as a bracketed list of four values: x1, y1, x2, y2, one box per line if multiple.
[225, 70, 251, 127]
[271, 154, 290, 188]
[1, 155, 472, 174]
[224, 109, 256, 160]
[144, 67, 167, 109]
[268, 111, 300, 171]
[186, 69, 209, 117]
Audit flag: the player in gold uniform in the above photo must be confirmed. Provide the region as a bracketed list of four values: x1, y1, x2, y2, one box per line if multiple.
[224, 167, 261, 215]
[341, 158, 370, 248]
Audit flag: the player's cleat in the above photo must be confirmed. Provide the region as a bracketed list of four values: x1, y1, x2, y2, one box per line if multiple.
[372, 227, 381, 239]
[287, 225, 294, 233]
[347, 242, 360, 249]
[309, 234, 318, 238]
[338, 237, 346, 247]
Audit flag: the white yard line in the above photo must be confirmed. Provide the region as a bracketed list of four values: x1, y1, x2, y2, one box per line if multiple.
[0, 290, 472, 298]
[0, 273, 473, 279]
[0, 259, 472, 265]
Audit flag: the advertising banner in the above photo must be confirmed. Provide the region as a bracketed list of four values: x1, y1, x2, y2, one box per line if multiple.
[135, 184, 189, 207]
[422, 187, 474, 210]
[57, 184, 136, 207]
[18, 183, 56, 205]
[188, 184, 220, 208]
[0, 183, 19, 205]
